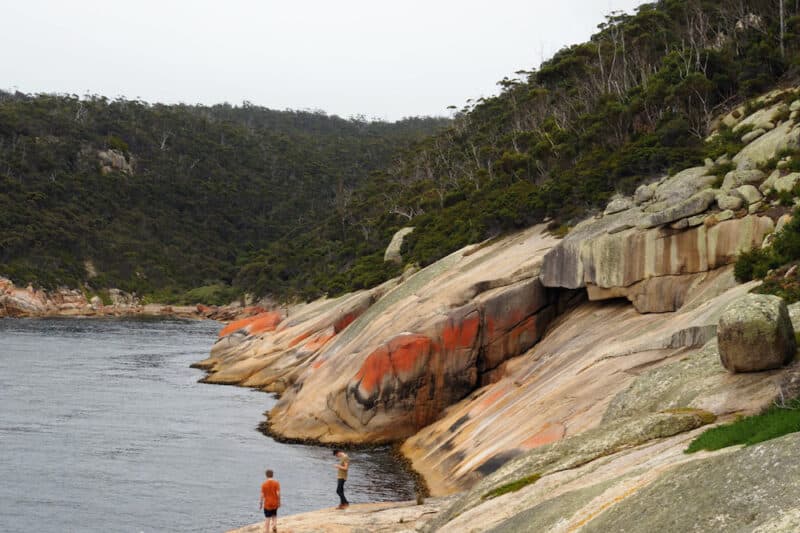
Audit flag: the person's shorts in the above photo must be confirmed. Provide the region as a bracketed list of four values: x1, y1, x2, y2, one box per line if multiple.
[263, 508, 278, 517]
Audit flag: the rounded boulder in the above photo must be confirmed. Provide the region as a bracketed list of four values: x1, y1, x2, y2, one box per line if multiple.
[718, 294, 797, 373]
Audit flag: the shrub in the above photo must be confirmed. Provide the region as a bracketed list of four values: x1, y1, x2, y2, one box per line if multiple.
[734, 247, 778, 282]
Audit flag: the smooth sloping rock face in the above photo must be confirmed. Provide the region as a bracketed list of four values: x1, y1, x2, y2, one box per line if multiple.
[402, 272, 779, 496]
[426, 411, 708, 530]
[718, 294, 797, 372]
[578, 433, 800, 533]
[198, 226, 569, 444]
[384, 227, 415, 263]
[266, 228, 564, 443]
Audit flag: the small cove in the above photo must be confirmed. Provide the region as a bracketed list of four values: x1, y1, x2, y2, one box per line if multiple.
[0, 317, 415, 532]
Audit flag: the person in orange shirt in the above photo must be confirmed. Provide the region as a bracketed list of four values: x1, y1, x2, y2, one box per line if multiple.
[258, 469, 281, 533]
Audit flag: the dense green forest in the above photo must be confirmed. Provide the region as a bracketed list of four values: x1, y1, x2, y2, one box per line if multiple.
[0, 95, 447, 301]
[4, 0, 800, 303]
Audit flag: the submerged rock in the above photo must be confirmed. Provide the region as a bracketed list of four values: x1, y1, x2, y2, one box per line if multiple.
[718, 294, 797, 372]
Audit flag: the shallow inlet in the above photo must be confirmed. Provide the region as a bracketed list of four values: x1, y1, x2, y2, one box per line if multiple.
[0, 317, 414, 533]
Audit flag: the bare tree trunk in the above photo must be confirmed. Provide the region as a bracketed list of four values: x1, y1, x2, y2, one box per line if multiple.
[780, 0, 786, 58]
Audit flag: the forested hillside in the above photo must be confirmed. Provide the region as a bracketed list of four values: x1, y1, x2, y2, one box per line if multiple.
[4, 0, 800, 303]
[235, 0, 800, 299]
[0, 94, 446, 301]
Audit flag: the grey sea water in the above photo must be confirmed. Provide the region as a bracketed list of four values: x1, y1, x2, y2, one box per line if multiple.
[0, 318, 414, 532]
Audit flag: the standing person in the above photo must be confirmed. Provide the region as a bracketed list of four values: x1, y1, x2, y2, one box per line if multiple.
[259, 469, 280, 533]
[333, 449, 349, 509]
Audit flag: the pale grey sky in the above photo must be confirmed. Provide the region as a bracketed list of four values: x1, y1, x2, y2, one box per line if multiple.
[2, 0, 644, 120]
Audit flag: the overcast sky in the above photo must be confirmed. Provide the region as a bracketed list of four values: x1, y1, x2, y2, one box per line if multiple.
[3, 0, 644, 121]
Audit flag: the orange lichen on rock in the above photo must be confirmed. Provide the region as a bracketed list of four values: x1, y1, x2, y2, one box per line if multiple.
[520, 422, 566, 449]
[245, 311, 282, 335]
[288, 330, 313, 348]
[218, 315, 261, 337]
[333, 311, 360, 333]
[303, 330, 335, 352]
[441, 314, 481, 352]
[218, 311, 282, 337]
[354, 334, 433, 396]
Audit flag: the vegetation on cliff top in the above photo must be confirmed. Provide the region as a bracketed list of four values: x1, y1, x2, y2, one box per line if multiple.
[4, 0, 800, 302]
[238, 0, 800, 299]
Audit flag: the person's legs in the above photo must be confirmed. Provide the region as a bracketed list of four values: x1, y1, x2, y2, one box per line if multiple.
[336, 479, 349, 507]
[269, 514, 277, 532]
[263, 511, 269, 533]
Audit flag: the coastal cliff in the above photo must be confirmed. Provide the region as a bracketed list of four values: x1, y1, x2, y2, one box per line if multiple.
[206, 86, 800, 531]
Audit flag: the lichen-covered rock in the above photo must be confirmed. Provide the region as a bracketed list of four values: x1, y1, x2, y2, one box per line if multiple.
[736, 184, 763, 204]
[716, 193, 743, 211]
[760, 169, 781, 193]
[721, 168, 765, 190]
[741, 128, 766, 144]
[224, 226, 570, 444]
[638, 190, 716, 228]
[774, 172, 800, 193]
[425, 411, 710, 531]
[633, 182, 656, 204]
[733, 121, 800, 169]
[603, 196, 633, 215]
[97, 148, 134, 174]
[718, 294, 797, 372]
[0, 278, 48, 316]
[579, 433, 800, 533]
[733, 102, 789, 133]
[384, 227, 415, 263]
[403, 271, 767, 496]
[651, 167, 716, 205]
[603, 338, 779, 422]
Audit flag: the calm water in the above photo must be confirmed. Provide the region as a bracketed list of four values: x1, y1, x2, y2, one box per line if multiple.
[0, 318, 414, 532]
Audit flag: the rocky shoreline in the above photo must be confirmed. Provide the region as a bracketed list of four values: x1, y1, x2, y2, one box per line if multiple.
[205, 86, 800, 531]
[0, 276, 265, 322]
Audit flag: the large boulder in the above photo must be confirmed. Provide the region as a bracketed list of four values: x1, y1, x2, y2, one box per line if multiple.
[721, 169, 765, 190]
[638, 190, 716, 229]
[384, 227, 415, 263]
[718, 294, 797, 372]
[650, 167, 716, 206]
[716, 193, 744, 211]
[774, 172, 800, 193]
[604, 196, 633, 215]
[733, 121, 800, 169]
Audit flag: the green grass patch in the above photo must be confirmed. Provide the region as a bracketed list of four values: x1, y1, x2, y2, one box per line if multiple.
[482, 473, 541, 500]
[685, 399, 800, 454]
